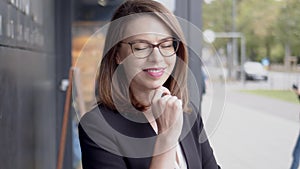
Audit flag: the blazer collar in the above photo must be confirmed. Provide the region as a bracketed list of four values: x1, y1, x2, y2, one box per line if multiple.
[179, 111, 202, 169]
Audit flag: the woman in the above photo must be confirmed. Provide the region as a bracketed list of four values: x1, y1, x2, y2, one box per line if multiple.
[78, 0, 220, 168]
[290, 83, 300, 169]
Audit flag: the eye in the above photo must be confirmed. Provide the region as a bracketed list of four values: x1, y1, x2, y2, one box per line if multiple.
[132, 43, 151, 51]
[160, 40, 174, 49]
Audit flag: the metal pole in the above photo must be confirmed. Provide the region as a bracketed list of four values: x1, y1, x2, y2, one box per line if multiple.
[214, 32, 246, 82]
[232, 0, 236, 32]
[232, 0, 238, 80]
[241, 35, 246, 83]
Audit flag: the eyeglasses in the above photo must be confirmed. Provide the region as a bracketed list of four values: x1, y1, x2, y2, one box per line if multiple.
[120, 38, 180, 59]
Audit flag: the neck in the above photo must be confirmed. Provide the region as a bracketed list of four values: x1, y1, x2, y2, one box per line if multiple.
[130, 86, 152, 108]
[143, 108, 158, 133]
[130, 86, 158, 132]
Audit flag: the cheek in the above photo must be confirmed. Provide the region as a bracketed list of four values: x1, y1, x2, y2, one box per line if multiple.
[117, 46, 132, 64]
[166, 57, 176, 71]
[121, 56, 144, 78]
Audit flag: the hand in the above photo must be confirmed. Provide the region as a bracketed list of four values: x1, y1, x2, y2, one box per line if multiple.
[150, 86, 183, 143]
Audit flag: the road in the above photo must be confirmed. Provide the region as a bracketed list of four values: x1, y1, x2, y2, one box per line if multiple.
[202, 81, 300, 169]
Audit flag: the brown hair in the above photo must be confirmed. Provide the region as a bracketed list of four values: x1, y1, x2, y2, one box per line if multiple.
[97, 0, 190, 112]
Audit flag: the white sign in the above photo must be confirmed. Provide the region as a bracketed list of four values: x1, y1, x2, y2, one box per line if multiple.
[203, 29, 216, 43]
[0, 15, 2, 36]
[204, 0, 215, 4]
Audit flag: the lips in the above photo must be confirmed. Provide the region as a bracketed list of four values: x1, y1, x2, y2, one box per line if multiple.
[143, 68, 165, 78]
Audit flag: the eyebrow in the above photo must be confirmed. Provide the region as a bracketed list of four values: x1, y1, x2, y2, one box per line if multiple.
[127, 36, 174, 44]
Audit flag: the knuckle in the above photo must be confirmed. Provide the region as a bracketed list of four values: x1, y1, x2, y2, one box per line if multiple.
[173, 104, 180, 111]
[166, 100, 173, 107]
[157, 99, 164, 106]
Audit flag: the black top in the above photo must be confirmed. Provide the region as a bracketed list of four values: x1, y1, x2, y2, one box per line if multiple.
[78, 103, 221, 169]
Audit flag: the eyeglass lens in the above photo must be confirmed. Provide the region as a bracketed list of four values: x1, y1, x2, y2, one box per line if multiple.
[131, 39, 179, 58]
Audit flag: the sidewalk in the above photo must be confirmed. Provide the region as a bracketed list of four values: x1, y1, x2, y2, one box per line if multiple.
[203, 83, 300, 169]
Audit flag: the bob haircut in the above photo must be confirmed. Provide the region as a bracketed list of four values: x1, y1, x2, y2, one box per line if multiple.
[97, 0, 190, 112]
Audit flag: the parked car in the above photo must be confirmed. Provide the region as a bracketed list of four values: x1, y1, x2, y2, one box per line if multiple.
[243, 61, 268, 81]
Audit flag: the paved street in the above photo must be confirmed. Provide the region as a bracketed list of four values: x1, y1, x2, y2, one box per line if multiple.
[202, 82, 300, 169]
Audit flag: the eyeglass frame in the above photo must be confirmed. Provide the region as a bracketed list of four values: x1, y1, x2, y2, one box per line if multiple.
[119, 38, 180, 59]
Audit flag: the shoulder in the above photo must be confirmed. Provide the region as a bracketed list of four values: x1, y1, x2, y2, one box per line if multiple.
[180, 102, 204, 139]
[79, 103, 128, 138]
[79, 104, 119, 135]
[79, 104, 123, 154]
[81, 103, 114, 117]
[79, 103, 116, 131]
[80, 103, 121, 126]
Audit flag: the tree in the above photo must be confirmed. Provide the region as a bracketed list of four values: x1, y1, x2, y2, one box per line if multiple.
[203, 0, 233, 49]
[203, 0, 287, 63]
[237, 0, 281, 61]
[276, 0, 300, 64]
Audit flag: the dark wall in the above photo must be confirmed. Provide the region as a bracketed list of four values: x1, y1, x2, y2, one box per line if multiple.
[73, 0, 125, 21]
[55, 0, 73, 168]
[175, 0, 205, 111]
[0, 0, 72, 168]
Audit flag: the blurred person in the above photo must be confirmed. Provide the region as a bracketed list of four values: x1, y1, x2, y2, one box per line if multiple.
[73, 115, 82, 169]
[290, 83, 300, 169]
[261, 57, 270, 70]
[292, 84, 300, 101]
[78, 0, 220, 168]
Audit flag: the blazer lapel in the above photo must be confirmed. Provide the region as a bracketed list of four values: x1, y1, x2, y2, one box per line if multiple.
[180, 134, 202, 169]
[179, 112, 202, 169]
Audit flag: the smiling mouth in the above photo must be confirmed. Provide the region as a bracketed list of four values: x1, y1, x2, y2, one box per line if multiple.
[143, 68, 166, 78]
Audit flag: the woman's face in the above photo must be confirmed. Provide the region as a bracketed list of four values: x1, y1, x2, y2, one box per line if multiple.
[117, 15, 177, 92]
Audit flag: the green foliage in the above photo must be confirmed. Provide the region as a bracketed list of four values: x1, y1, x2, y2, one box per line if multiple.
[270, 43, 284, 63]
[276, 0, 300, 54]
[202, 0, 300, 63]
[203, 0, 233, 48]
[241, 89, 299, 104]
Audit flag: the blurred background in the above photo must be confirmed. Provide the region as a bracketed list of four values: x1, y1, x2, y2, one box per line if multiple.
[0, 0, 299, 169]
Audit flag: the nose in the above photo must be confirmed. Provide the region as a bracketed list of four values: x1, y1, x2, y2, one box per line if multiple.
[148, 47, 163, 62]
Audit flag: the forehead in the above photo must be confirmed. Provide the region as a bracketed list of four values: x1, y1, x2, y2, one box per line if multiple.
[122, 15, 172, 41]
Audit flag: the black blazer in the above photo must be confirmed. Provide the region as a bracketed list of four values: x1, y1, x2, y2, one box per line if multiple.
[79, 104, 220, 169]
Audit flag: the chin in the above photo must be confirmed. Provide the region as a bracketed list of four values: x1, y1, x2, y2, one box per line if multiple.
[140, 79, 166, 90]
[145, 82, 164, 90]
[132, 73, 169, 90]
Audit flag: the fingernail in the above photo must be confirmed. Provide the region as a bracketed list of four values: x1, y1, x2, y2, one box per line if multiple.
[161, 93, 168, 97]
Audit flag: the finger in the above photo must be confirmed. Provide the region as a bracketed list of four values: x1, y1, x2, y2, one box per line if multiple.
[159, 95, 172, 107]
[176, 99, 183, 109]
[159, 86, 171, 97]
[165, 96, 178, 108]
[151, 86, 170, 104]
[153, 95, 172, 118]
[163, 96, 179, 122]
[157, 86, 170, 97]
[161, 92, 169, 98]
[174, 99, 183, 119]
[161, 96, 183, 132]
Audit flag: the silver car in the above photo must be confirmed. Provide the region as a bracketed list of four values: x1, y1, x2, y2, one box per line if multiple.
[243, 61, 268, 81]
